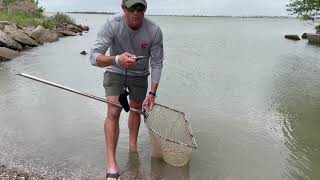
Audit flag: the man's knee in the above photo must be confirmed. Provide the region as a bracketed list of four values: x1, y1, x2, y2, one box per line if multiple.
[129, 100, 143, 109]
[107, 107, 121, 122]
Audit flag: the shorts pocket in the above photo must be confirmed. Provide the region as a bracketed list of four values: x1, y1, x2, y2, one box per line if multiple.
[103, 72, 124, 88]
[131, 76, 148, 88]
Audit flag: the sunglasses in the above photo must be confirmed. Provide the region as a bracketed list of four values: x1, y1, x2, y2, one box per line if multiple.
[126, 4, 146, 12]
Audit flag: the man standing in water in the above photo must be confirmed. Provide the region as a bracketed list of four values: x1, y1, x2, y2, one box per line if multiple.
[89, 0, 164, 179]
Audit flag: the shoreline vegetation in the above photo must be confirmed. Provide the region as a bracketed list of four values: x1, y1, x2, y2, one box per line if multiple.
[0, 0, 89, 61]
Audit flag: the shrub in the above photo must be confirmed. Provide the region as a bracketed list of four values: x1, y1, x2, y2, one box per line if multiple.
[42, 18, 55, 29]
[52, 13, 75, 25]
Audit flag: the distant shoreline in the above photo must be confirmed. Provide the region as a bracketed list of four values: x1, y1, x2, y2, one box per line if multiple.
[63, 11, 296, 19]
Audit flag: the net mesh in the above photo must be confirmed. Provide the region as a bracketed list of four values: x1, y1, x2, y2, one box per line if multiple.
[144, 104, 197, 167]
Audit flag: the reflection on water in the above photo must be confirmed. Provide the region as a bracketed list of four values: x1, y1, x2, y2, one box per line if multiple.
[150, 157, 190, 180]
[120, 152, 190, 180]
[121, 152, 145, 180]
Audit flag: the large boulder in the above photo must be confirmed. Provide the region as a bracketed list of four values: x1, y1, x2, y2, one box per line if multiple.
[0, 30, 22, 50]
[4, 25, 39, 47]
[39, 30, 59, 43]
[23, 26, 35, 36]
[30, 25, 45, 40]
[30, 25, 59, 44]
[0, 47, 20, 61]
[307, 34, 320, 44]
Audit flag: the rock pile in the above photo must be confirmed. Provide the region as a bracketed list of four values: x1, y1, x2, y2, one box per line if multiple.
[0, 21, 89, 61]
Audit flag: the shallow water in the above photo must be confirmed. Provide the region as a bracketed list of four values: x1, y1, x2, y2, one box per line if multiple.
[0, 14, 320, 179]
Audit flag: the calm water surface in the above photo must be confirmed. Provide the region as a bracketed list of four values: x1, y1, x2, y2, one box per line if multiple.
[0, 14, 319, 180]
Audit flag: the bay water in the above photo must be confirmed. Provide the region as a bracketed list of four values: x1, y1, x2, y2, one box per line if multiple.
[0, 14, 319, 180]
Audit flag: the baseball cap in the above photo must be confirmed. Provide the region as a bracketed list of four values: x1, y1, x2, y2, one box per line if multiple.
[122, 0, 147, 8]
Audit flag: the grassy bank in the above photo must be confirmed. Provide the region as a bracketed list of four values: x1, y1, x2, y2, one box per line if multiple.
[0, 12, 41, 27]
[0, 12, 75, 29]
[0, 0, 75, 29]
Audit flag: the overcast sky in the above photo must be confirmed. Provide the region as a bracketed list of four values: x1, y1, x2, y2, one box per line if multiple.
[38, 0, 291, 16]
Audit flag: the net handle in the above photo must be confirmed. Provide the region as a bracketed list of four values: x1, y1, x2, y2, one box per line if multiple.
[17, 73, 146, 115]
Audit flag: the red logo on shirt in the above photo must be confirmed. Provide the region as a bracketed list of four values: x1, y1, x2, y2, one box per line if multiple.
[140, 43, 148, 48]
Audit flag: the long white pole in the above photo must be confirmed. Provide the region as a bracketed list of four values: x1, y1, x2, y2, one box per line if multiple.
[17, 73, 144, 115]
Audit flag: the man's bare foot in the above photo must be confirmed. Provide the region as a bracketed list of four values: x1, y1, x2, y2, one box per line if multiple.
[106, 164, 120, 180]
[106, 172, 122, 180]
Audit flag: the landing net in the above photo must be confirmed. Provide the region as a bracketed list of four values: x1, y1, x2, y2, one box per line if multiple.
[144, 104, 197, 167]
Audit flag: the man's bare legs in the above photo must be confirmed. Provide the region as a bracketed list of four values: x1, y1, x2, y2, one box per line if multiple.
[104, 97, 142, 179]
[105, 96, 122, 178]
[128, 100, 143, 152]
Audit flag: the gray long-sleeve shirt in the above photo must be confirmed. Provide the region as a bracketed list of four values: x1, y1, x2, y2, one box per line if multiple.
[90, 13, 164, 84]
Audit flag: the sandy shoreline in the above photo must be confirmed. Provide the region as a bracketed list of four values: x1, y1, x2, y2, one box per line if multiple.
[0, 164, 45, 180]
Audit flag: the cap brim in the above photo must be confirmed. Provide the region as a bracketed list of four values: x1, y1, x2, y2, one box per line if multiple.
[124, 0, 146, 8]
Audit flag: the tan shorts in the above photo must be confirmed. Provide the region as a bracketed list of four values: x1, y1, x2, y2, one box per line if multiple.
[103, 71, 148, 101]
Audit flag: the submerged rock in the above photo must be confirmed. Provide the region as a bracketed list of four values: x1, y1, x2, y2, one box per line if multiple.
[80, 50, 87, 55]
[285, 34, 301, 41]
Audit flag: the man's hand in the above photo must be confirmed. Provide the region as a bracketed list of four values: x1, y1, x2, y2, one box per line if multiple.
[143, 95, 155, 112]
[119, 52, 138, 68]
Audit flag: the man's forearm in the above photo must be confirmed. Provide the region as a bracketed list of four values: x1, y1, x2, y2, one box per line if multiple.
[150, 83, 158, 94]
[96, 55, 116, 67]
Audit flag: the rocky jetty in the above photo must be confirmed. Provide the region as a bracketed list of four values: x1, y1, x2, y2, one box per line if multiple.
[0, 21, 89, 61]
